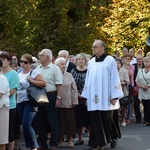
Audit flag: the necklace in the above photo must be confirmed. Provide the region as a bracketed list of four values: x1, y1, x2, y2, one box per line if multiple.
[77, 66, 86, 71]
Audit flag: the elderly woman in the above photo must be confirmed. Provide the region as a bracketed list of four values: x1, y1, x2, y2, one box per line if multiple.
[55, 57, 78, 148]
[146, 52, 150, 57]
[17, 54, 46, 150]
[0, 51, 19, 150]
[122, 54, 135, 124]
[0, 59, 10, 150]
[116, 58, 130, 126]
[71, 53, 90, 146]
[136, 57, 150, 126]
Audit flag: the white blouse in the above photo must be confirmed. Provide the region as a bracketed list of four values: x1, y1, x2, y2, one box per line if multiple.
[136, 69, 150, 100]
[0, 73, 10, 108]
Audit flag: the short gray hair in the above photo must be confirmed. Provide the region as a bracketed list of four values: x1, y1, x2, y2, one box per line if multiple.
[76, 53, 88, 66]
[122, 47, 128, 52]
[55, 57, 66, 66]
[146, 52, 150, 57]
[58, 50, 69, 57]
[136, 55, 143, 59]
[42, 49, 53, 61]
[143, 56, 150, 62]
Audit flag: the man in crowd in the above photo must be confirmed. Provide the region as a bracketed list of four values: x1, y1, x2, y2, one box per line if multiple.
[58, 50, 76, 73]
[114, 50, 121, 58]
[122, 47, 128, 57]
[133, 55, 144, 123]
[129, 48, 137, 65]
[82, 39, 123, 150]
[36, 49, 62, 150]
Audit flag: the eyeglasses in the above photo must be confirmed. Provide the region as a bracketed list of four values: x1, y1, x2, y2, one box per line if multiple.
[125, 58, 131, 60]
[38, 54, 45, 57]
[20, 60, 29, 64]
[12, 58, 17, 60]
[92, 46, 101, 49]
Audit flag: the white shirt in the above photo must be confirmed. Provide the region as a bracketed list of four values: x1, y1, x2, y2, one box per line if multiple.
[36, 63, 62, 92]
[17, 70, 39, 103]
[130, 57, 137, 65]
[82, 56, 123, 111]
[136, 69, 150, 100]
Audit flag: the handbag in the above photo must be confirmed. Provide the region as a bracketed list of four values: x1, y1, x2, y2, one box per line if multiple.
[119, 85, 134, 106]
[119, 95, 134, 106]
[78, 97, 87, 105]
[132, 86, 139, 96]
[27, 70, 49, 107]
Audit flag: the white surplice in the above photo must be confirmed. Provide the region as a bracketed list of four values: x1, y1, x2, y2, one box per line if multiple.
[82, 55, 123, 111]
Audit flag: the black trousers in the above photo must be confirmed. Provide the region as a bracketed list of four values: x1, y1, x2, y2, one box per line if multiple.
[9, 108, 16, 142]
[36, 92, 58, 149]
[134, 96, 142, 122]
[142, 100, 150, 123]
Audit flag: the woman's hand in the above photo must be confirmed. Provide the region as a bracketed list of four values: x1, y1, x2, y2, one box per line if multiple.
[78, 93, 82, 99]
[111, 98, 117, 105]
[26, 76, 33, 83]
[142, 85, 149, 91]
[121, 81, 126, 86]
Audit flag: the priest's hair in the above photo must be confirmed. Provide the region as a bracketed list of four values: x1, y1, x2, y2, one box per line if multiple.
[94, 39, 106, 49]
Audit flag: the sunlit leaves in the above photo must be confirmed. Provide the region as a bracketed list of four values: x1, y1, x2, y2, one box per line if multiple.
[102, 0, 150, 51]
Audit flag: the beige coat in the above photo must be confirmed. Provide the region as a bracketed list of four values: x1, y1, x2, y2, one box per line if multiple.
[60, 72, 78, 108]
[118, 68, 130, 96]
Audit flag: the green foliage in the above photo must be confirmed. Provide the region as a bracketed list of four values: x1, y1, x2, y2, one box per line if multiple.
[102, 0, 150, 53]
[0, 0, 108, 57]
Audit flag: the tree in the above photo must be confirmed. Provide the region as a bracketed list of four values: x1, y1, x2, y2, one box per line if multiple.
[0, 0, 40, 55]
[34, 0, 106, 56]
[101, 0, 150, 54]
[0, 0, 114, 56]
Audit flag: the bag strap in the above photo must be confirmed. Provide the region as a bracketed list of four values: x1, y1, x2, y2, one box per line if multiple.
[28, 70, 39, 111]
[142, 69, 149, 84]
[29, 70, 33, 76]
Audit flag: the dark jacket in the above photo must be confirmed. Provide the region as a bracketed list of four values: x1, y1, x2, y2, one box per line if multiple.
[133, 63, 145, 86]
[66, 61, 76, 73]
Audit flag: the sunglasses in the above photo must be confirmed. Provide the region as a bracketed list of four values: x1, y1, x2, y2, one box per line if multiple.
[20, 60, 29, 64]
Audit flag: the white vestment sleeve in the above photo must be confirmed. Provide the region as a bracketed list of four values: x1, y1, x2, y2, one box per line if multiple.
[81, 65, 89, 99]
[109, 58, 123, 99]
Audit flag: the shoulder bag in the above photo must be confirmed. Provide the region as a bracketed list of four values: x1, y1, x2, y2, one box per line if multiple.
[119, 85, 134, 106]
[27, 70, 49, 107]
[132, 86, 139, 96]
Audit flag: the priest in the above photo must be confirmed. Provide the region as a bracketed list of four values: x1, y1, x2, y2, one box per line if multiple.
[82, 39, 123, 150]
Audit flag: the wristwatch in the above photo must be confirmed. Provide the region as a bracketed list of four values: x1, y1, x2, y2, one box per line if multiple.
[57, 96, 61, 100]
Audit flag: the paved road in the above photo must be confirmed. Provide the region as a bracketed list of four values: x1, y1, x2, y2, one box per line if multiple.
[19, 117, 150, 150]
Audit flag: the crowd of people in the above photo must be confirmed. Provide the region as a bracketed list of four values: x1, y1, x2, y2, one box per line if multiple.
[0, 40, 150, 150]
